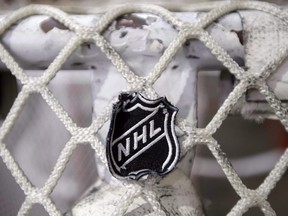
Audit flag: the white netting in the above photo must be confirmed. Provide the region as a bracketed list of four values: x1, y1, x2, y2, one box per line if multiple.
[0, 1, 288, 215]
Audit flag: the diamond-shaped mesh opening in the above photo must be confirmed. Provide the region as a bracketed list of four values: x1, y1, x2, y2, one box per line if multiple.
[63, 42, 100, 71]
[29, 203, 50, 216]
[48, 69, 93, 127]
[197, 70, 237, 128]
[268, 171, 288, 215]
[91, 60, 127, 118]
[160, 38, 239, 128]
[51, 40, 129, 121]
[243, 207, 264, 216]
[0, 158, 25, 216]
[47, 41, 123, 127]
[104, 13, 178, 77]
[0, 72, 18, 125]
[50, 144, 97, 214]
[0, 15, 75, 74]
[153, 45, 197, 124]
[213, 116, 282, 189]
[4, 93, 71, 187]
[197, 70, 221, 127]
[192, 146, 239, 215]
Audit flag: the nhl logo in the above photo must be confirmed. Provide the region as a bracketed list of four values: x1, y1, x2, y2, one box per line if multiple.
[106, 92, 180, 180]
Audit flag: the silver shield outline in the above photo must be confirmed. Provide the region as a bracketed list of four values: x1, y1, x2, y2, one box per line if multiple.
[106, 92, 180, 180]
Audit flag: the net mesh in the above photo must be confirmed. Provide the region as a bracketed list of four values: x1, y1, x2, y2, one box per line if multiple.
[0, 1, 288, 215]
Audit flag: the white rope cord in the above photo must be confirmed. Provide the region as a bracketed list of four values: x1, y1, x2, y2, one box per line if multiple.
[0, 1, 288, 215]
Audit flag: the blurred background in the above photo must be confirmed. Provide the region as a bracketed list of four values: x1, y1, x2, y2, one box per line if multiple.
[0, 0, 288, 216]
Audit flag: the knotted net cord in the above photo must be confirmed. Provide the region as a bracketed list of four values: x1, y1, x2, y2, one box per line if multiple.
[0, 1, 288, 215]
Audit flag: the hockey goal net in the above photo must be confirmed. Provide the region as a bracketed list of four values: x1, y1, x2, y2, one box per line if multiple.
[0, 1, 288, 215]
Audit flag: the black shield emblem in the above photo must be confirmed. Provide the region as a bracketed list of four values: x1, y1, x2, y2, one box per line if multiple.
[106, 92, 180, 180]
